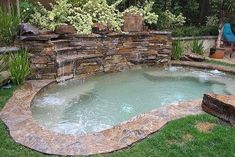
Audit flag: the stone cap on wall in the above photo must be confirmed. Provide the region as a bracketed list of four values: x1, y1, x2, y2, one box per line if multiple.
[0, 47, 20, 55]
[17, 31, 172, 41]
[173, 36, 217, 41]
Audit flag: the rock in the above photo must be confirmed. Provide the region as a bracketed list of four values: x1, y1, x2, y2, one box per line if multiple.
[18, 23, 40, 36]
[181, 53, 205, 62]
[92, 23, 109, 35]
[0, 71, 10, 86]
[55, 25, 77, 34]
[19, 34, 59, 41]
[0, 47, 20, 55]
[202, 93, 235, 126]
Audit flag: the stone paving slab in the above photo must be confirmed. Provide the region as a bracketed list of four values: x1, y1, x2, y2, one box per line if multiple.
[0, 80, 203, 156]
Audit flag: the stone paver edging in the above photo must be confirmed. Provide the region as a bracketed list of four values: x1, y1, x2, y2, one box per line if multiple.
[0, 80, 203, 156]
[171, 61, 235, 74]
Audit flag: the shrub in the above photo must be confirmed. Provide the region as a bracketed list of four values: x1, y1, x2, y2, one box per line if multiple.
[172, 26, 218, 37]
[8, 50, 30, 85]
[30, 0, 159, 34]
[79, 0, 123, 32]
[191, 39, 204, 55]
[123, 1, 158, 25]
[172, 40, 184, 60]
[206, 15, 219, 27]
[30, 0, 75, 31]
[0, 7, 20, 46]
[153, 10, 186, 30]
[20, 0, 35, 22]
[30, 0, 123, 34]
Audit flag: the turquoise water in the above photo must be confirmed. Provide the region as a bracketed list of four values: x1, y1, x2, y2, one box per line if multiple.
[32, 67, 235, 135]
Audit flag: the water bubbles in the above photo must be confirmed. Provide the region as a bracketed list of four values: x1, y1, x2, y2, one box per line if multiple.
[34, 94, 66, 106]
[210, 69, 224, 75]
[168, 66, 182, 72]
[121, 104, 134, 113]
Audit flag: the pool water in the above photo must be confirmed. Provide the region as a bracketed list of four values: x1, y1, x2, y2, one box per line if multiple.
[32, 67, 235, 135]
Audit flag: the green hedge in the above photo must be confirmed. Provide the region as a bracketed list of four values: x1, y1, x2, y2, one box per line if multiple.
[172, 26, 218, 37]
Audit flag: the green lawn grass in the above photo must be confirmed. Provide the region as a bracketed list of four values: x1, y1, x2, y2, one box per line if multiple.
[205, 59, 235, 68]
[99, 115, 235, 157]
[0, 86, 52, 157]
[1, 86, 235, 157]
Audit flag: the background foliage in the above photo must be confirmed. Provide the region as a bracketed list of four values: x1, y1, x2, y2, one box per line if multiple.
[0, 7, 20, 46]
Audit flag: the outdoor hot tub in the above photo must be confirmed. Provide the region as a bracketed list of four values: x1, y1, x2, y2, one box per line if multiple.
[1, 64, 235, 156]
[31, 66, 235, 135]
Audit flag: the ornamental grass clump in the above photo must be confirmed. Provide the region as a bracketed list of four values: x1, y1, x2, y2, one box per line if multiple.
[191, 39, 204, 55]
[8, 50, 30, 85]
[172, 40, 184, 60]
[0, 55, 10, 72]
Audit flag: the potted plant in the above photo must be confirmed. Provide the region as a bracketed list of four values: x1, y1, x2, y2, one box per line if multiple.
[209, 47, 225, 59]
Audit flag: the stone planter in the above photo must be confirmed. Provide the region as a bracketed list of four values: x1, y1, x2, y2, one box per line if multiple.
[123, 14, 144, 32]
[55, 25, 77, 34]
[209, 48, 225, 59]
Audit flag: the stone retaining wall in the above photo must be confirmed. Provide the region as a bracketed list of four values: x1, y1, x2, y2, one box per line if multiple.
[173, 36, 217, 53]
[15, 32, 172, 81]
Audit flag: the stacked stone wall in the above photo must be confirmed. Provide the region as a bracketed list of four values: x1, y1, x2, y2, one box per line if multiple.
[16, 32, 172, 81]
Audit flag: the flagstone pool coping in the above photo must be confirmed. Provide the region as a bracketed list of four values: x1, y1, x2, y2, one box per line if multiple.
[1, 62, 235, 156]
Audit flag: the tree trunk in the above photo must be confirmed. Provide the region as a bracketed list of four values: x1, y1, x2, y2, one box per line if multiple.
[219, 0, 224, 23]
[16, 0, 20, 17]
[199, 0, 209, 24]
[217, 0, 225, 49]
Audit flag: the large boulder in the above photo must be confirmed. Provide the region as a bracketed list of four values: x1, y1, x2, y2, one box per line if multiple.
[181, 53, 206, 62]
[202, 93, 235, 126]
[0, 71, 10, 87]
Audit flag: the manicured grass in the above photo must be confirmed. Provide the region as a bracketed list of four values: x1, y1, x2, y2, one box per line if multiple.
[205, 59, 235, 68]
[0, 86, 52, 157]
[0, 85, 16, 109]
[98, 115, 235, 157]
[1, 86, 235, 157]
